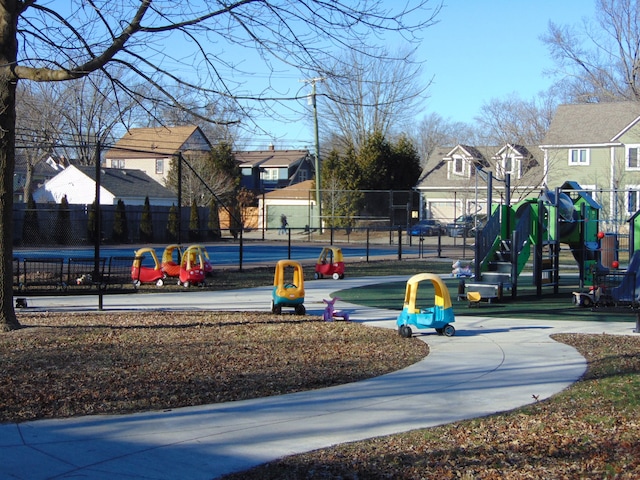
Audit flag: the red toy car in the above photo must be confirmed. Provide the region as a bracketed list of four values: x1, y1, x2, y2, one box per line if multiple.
[314, 247, 345, 280]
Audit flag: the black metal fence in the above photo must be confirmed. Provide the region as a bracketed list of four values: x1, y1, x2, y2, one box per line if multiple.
[13, 203, 232, 247]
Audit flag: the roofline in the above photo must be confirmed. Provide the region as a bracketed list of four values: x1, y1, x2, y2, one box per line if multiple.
[612, 115, 640, 141]
[539, 142, 622, 149]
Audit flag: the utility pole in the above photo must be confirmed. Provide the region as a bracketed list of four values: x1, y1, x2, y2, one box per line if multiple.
[304, 77, 325, 231]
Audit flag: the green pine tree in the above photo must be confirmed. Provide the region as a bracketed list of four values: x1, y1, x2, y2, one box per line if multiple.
[207, 197, 221, 240]
[112, 199, 129, 244]
[54, 195, 72, 245]
[22, 192, 40, 245]
[189, 198, 200, 241]
[166, 204, 179, 242]
[139, 196, 154, 243]
[87, 201, 97, 244]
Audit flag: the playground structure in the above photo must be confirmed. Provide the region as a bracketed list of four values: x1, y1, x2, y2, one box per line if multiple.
[397, 273, 455, 337]
[271, 259, 306, 315]
[573, 249, 640, 309]
[465, 180, 640, 332]
[468, 181, 603, 299]
[314, 246, 345, 280]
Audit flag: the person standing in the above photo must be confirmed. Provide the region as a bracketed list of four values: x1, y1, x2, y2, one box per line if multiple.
[279, 214, 288, 234]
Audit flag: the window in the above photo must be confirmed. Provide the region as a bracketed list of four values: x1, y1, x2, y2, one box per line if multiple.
[453, 156, 464, 175]
[155, 158, 164, 175]
[110, 159, 125, 169]
[628, 188, 640, 214]
[261, 168, 279, 180]
[504, 156, 513, 174]
[569, 148, 589, 165]
[498, 155, 518, 179]
[627, 146, 640, 169]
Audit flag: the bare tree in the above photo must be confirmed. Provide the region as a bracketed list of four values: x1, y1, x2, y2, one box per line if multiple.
[1, 1, 439, 330]
[15, 82, 61, 201]
[542, 0, 640, 102]
[144, 83, 242, 145]
[475, 92, 557, 146]
[55, 69, 145, 164]
[318, 46, 435, 151]
[413, 112, 476, 168]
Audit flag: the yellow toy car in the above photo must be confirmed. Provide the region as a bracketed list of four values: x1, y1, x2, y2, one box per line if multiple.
[272, 259, 305, 315]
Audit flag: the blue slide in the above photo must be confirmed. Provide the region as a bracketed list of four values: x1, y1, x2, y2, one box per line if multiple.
[610, 250, 640, 303]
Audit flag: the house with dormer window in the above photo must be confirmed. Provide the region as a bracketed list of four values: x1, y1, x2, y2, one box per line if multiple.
[540, 101, 640, 223]
[493, 144, 539, 181]
[415, 143, 544, 223]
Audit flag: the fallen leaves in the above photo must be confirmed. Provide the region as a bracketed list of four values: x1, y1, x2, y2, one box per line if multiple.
[0, 311, 427, 423]
[221, 333, 640, 480]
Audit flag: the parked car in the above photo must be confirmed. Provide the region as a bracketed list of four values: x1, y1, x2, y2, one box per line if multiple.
[447, 214, 487, 237]
[410, 219, 445, 236]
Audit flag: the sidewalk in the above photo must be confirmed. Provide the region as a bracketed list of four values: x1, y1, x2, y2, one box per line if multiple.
[2, 277, 636, 479]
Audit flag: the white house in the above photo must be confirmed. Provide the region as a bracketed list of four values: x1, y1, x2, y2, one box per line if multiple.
[33, 165, 177, 206]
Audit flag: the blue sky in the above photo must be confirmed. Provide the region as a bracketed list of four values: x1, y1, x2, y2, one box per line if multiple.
[420, 0, 596, 124]
[241, 0, 598, 149]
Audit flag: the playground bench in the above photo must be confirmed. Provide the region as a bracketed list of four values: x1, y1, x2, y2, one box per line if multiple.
[458, 282, 503, 306]
[13, 255, 137, 308]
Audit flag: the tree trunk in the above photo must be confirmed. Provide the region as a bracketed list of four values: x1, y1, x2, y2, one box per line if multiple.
[23, 160, 34, 203]
[0, 3, 22, 331]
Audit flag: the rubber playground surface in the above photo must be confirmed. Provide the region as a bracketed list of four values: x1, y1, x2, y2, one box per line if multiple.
[335, 273, 640, 324]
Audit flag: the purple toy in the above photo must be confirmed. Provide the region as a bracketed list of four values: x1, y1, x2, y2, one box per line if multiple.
[323, 297, 350, 321]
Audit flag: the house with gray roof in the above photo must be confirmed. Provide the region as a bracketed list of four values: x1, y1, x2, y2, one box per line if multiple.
[415, 143, 545, 224]
[13, 154, 66, 203]
[540, 101, 640, 224]
[33, 165, 177, 207]
[236, 147, 315, 193]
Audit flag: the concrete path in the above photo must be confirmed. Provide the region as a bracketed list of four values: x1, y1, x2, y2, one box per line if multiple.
[1, 276, 636, 479]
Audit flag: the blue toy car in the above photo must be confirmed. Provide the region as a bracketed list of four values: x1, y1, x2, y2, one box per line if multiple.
[397, 273, 456, 337]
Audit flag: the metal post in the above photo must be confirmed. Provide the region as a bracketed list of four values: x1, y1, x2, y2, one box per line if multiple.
[239, 228, 243, 272]
[511, 229, 518, 299]
[93, 141, 103, 310]
[366, 228, 370, 263]
[311, 79, 322, 232]
[177, 153, 182, 244]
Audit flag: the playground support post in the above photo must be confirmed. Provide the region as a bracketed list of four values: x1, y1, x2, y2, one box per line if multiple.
[511, 228, 519, 299]
[366, 229, 370, 262]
